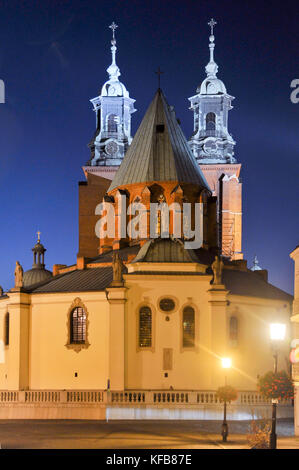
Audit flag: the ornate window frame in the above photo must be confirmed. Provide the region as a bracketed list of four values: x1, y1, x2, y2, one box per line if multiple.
[136, 301, 156, 353]
[180, 301, 199, 352]
[157, 295, 178, 314]
[65, 298, 90, 353]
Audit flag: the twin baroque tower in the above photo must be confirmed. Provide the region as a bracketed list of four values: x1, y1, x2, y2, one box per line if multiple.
[80, 20, 243, 261]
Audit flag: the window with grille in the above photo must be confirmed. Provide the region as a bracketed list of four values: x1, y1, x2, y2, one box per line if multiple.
[206, 112, 216, 131]
[4, 312, 9, 346]
[183, 306, 195, 347]
[70, 307, 86, 344]
[107, 114, 118, 133]
[229, 316, 238, 343]
[139, 306, 152, 348]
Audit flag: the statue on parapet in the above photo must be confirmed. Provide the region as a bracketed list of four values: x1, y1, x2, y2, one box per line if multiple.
[14, 261, 23, 288]
[211, 255, 224, 285]
[112, 252, 124, 284]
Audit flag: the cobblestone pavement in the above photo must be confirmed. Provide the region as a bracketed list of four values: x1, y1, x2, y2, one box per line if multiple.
[0, 419, 297, 449]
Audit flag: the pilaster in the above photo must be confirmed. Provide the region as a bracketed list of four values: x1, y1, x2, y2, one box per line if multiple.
[106, 286, 127, 390]
[208, 284, 229, 388]
[6, 291, 31, 390]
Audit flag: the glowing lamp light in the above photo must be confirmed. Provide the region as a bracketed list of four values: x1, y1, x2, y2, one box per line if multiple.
[270, 323, 286, 341]
[290, 347, 299, 364]
[221, 357, 232, 369]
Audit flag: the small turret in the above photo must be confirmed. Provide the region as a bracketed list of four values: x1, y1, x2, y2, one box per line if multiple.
[23, 232, 52, 287]
[250, 255, 262, 271]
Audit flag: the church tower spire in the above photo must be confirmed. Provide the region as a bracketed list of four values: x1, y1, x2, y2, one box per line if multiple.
[188, 19, 243, 261]
[188, 18, 236, 164]
[84, 22, 136, 174]
[205, 18, 218, 78]
[106, 21, 120, 81]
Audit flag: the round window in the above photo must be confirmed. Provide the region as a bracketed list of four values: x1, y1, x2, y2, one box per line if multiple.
[159, 298, 175, 312]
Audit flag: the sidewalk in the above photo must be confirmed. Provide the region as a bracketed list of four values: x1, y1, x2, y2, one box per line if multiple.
[0, 419, 297, 449]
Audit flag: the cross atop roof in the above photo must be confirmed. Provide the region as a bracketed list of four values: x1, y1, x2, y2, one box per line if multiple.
[155, 67, 164, 89]
[208, 18, 217, 35]
[109, 21, 118, 41]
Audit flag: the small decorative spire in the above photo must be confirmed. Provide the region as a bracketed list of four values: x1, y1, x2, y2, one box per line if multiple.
[251, 255, 262, 271]
[206, 18, 218, 78]
[208, 18, 217, 35]
[107, 21, 121, 80]
[37, 230, 41, 242]
[109, 21, 118, 43]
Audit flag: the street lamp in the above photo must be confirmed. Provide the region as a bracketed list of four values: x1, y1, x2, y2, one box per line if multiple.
[221, 357, 231, 442]
[269, 323, 286, 449]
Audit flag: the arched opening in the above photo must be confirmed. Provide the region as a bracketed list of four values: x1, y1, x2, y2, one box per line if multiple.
[229, 316, 238, 345]
[206, 112, 216, 131]
[107, 114, 118, 133]
[70, 307, 86, 344]
[183, 306, 195, 347]
[139, 306, 152, 348]
[4, 312, 9, 346]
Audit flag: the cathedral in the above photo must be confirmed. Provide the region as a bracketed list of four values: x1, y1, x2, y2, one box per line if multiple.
[0, 20, 293, 420]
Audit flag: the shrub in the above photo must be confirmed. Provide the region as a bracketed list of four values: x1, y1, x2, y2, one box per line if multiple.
[247, 420, 271, 449]
[216, 385, 238, 403]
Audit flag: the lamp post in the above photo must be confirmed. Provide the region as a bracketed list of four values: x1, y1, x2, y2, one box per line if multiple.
[269, 323, 286, 450]
[221, 357, 232, 442]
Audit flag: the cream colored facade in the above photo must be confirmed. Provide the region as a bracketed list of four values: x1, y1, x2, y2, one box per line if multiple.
[290, 246, 299, 434]
[0, 258, 292, 421]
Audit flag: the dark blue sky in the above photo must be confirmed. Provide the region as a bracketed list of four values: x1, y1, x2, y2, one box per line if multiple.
[0, 0, 298, 294]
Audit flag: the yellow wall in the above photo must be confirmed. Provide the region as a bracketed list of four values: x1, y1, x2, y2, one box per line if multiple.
[30, 292, 109, 389]
[0, 291, 109, 390]
[124, 272, 291, 391]
[0, 271, 291, 393]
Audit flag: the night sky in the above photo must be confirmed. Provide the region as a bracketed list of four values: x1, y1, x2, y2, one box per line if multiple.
[0, 0, 298, 294]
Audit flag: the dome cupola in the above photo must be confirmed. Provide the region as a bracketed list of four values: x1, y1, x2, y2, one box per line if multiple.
[23, 232, 52, 287]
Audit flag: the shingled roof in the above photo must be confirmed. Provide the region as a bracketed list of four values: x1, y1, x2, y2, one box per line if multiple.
[132, 239, 199, 263]
[28, 267, 115, 293]
[222, 269, 292, 302]
[108, 89, 210, 192]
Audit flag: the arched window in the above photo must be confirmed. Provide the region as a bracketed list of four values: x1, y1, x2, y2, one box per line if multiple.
[107, 114, 118, 133]
[4, 312, 9, 346]
[206, 112, 216, 131]
[229, 316, 238, 344]
[139, 306, 152, 348]
[183, 306, 195, 347]
[70, 307, 86, 344]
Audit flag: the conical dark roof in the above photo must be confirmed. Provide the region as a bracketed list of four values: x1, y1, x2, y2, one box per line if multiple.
[108, 89, 210, 192]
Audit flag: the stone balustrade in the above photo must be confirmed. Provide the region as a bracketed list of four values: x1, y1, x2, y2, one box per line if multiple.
[0, 389, 291, 406]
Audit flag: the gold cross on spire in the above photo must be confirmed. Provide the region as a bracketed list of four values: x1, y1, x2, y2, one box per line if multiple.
[37, 231, 41, 242]
[109, 21, 118, 41]
[155, 67, 164, 89]
[208, 18, 217, 35]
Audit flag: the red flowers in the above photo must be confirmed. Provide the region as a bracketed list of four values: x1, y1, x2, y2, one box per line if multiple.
[258, 371, 294, 401]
